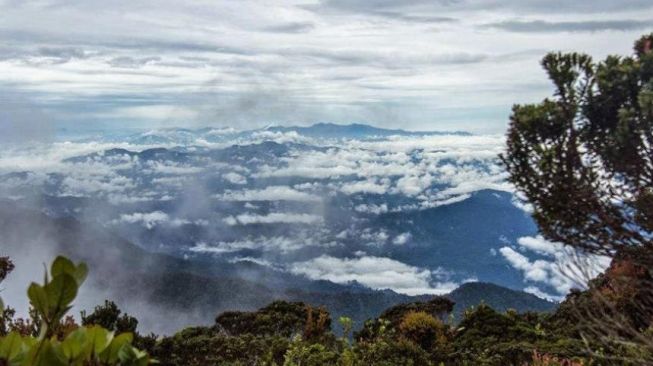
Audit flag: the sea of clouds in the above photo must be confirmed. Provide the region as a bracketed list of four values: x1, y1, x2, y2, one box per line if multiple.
[0, 126, 609, 301]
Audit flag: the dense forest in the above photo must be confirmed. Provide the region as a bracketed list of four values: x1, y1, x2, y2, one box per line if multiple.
[1, 34, 653, 366]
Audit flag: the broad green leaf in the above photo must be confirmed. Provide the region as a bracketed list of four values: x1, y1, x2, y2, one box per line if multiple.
[25, 339, 67, 366]
[61, 328, 88, 362]
[27, 283, 49, 317]
[73, 262, 88, 286]
[118, 343, 151, 366]
[86, 325, 114, 356]
[0, 332, 25, 361]
[51, 256, 75, 278]
[44, 273, 78, 318]
[99, 332, 133, 363]
[51, 257, 87, 286]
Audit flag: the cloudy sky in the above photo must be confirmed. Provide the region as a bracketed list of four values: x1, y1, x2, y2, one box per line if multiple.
[1, 0, 652, 134]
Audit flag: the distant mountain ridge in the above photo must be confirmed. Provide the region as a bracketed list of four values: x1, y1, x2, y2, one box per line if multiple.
[447, 282, 556, 321]
[0, 202, 555, 334]
[264, 122, 471, 139]
[101, 122, 472, 145]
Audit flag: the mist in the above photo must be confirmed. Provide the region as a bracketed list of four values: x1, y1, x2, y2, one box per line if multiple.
[0, 112, 587, 335]
[0, 98, 54, 145]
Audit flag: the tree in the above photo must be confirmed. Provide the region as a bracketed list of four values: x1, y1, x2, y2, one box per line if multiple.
[502, 34, 653, 363]
[0, 257, 14, 311]
[501, 33, 653, 258]
[0, 257, 13, 284]
[81, 300, 138, 334]
[398, 311, 446, 351]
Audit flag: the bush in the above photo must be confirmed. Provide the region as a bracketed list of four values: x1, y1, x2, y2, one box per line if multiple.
[0, 256, 151, 366]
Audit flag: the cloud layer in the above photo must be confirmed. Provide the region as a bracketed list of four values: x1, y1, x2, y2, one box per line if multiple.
[0, 1, 650, 133]
[499, 235, 611, 301]
[290, 254, 461, 296]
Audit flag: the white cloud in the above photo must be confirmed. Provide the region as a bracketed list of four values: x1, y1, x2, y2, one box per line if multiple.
[223, 212, 323, 226]
[189, 234, 337, 254]
[500, 235, 611, 299]
[60, 174, 135, 196]
[117, 211, 170, 229]
[354, 203, 388, 214]
[223, 172, 247, 185]
[113, 211, 206, 229]
[0, 0, 645, 132]
[500, 247, 550, 282]
[523, 286, 559, 302]
[217, 186, 322, 202]
[144, 161, 203, 175]
[340, 179, 389, 195]
[393, 232, 412, 245]
[290, 255, 460, 295]
[360, 229, 389, 245]
[394, 174, 433, 196]
[517, 235, 563, 256]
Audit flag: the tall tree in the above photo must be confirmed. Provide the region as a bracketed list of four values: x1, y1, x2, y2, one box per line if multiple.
[502, 34, 653, 258]
[0, 257, 13, 283]
[0, 257, 14, 311]
[502, 34, 653, 363]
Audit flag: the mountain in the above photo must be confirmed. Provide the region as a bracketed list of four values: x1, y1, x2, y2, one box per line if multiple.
[0, 202, 554, 334]
[265, 123, 471, 139]
[108, 123, 471, 146]
[366, 189, 538, 288]
[447, 282, 556, 321]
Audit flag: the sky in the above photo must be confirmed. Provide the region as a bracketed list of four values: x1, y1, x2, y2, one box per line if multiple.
[1, 0, 652, 134]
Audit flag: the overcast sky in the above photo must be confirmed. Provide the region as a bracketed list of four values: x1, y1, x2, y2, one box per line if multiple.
[1, 0, 652, 134]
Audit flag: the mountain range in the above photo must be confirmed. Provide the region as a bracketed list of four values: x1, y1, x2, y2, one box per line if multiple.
[0, 123, 566, 334]
[0, 201, 554, 334]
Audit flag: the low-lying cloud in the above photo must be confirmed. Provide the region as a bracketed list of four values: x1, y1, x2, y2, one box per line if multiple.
[500, 235, 611, 301]
[290, 254, 461, 296]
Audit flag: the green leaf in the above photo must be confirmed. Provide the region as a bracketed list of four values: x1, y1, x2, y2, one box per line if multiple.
[0, 332, 25, 362]
[86, 325, 114, 356]
[27, 283, 49, 317]
[25, 339, 67, 366]
[118, 343, 151, 365]
[73, 262, 89, 286]
[99, 332, 133, 363]
[44, 273, 78, 319]
[51, 257, 88, 286]
[61, 327, 88, 362]
[51, 256, 75, 278]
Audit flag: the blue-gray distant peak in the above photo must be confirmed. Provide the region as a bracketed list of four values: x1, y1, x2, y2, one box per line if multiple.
[265, 123, 471, 139]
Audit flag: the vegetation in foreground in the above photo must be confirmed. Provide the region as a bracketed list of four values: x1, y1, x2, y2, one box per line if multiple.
[2, 252, 652, 365]
[1, 32, 652, 366]
[0, 256, 151, 366]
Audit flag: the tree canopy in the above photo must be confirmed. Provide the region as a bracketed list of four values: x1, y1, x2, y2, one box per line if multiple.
[502, 33, 653, 258]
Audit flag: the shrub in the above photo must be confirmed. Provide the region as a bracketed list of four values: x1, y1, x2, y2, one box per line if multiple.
[0, 256, 151, 366]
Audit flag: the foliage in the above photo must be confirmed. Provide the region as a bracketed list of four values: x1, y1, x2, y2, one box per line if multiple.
[0, 258, 13, 283]
[447, 282, 556, 322]
[81, 301, 138, 334]
[451, 304, 590, 366]
[153, 329, 290, 366]
[0, 256, 151, 366]
[355, 297, 453, 343]
[501, 33, 653, 257]
[528, 351, 586, 366]
[0, 257, 14, 314]
[399, 312, 449, 353]
[80, 300, 158, 353]
[282, 336, 340, 366]
[3, 264, 639, 365]
[502, 33, 653, 363]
